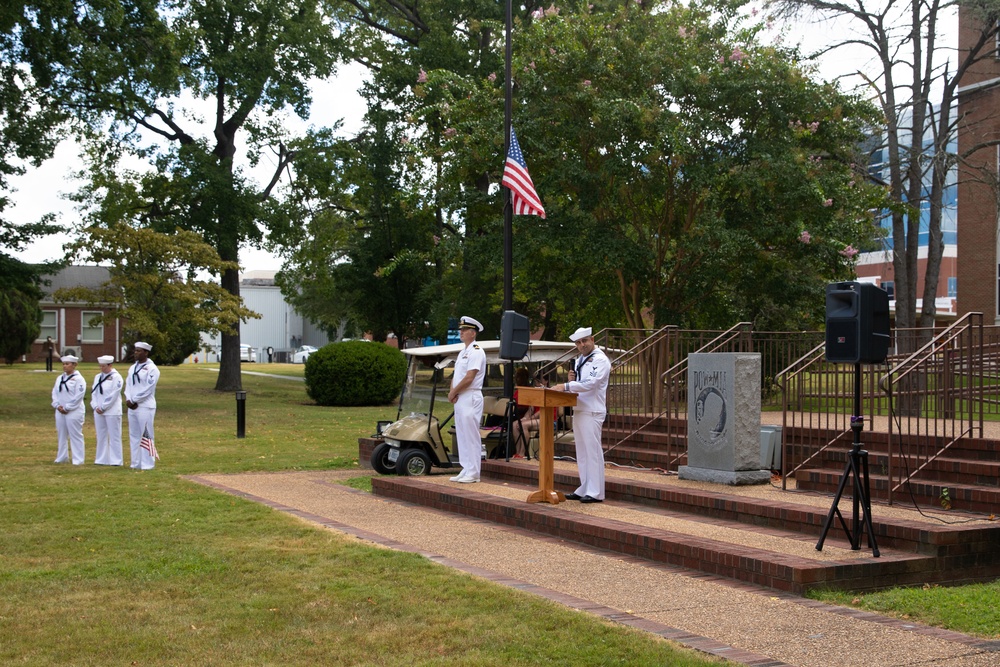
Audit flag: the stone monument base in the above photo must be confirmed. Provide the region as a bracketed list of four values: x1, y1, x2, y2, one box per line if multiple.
[678, 465, 771, 486]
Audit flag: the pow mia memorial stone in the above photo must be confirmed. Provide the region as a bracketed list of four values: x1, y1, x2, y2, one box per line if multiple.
[678, 353, 771, 485]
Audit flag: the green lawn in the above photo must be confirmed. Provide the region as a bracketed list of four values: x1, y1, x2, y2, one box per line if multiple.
[0, 362, 725, 666]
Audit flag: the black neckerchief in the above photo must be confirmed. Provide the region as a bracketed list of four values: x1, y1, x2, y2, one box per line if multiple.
[576, 352, 596, 377]
[132, 362, 146, 385]
[59, 373, 73, 392]
[95, 373, 109, 395]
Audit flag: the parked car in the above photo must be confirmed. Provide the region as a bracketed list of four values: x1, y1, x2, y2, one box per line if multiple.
[239, 344, 257, 363]
[292, 345, 318, 364]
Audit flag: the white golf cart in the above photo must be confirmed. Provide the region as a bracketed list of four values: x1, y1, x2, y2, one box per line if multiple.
[372, 340, 577, 476]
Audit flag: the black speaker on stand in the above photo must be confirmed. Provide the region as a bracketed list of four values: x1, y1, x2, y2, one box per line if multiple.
[816, 282, 890, 558]
[500, 310, 530, 360]
[824, 281, 891, 364]
[500, 311, 530, 462]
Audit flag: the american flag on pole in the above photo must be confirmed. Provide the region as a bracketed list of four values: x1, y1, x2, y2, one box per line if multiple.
[502, 129, 546, 219]
[140, 426, 159, 460]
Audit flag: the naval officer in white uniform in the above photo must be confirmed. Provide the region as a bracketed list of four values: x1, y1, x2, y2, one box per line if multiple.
[125, 341, 160, 470]
[91, 355, 124, 466]
[52, 354, 86, 465]
[447, 316, 487, 483]
[553, 327, 611, 502]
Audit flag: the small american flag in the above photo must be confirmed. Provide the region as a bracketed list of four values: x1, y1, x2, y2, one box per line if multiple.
[502, 129, 546, 219]
[140, 427, 159, 460]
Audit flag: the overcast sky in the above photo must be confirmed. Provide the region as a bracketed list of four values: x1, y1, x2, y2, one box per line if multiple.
[7, 8, 950, 270]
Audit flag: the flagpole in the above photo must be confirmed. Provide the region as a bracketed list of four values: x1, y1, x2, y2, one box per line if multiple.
[502, 0, 514, 399]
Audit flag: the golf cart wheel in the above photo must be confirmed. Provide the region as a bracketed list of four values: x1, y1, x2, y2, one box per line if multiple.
[370, 442, 397, 475]
[397, 448, 432, 477]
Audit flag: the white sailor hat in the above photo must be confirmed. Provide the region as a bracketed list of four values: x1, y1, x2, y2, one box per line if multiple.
[97, 355, 115, 365]
[569, 327, 593, 342]
[60, 355, 79, 363]
[458, 316, 483, 331]
[135, 341, 152, 351]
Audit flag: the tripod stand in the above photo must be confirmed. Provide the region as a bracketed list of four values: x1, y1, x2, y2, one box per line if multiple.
[815, 363, 880, 557]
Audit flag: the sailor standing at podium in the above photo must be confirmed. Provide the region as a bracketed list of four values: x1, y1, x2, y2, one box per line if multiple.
[553, 327, 611, 503]
[447, 316, 487, 483]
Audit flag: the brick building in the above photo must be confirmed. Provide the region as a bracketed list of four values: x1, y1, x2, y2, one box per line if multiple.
[26, 266, 123, 364]
[853, 125, 959, 323]
[956, 10, 1000, 324]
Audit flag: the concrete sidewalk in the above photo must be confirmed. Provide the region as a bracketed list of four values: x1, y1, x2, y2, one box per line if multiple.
[189, 467, 1000, 667]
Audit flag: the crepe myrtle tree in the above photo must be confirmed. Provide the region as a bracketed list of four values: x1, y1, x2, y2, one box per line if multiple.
[432, 0, 885, 334]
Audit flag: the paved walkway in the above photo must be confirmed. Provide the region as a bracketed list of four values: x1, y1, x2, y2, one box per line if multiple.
[189, 466, 1000, 667]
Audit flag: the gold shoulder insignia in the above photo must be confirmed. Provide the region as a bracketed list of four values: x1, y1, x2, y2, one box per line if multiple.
[472, 344, 480, 349]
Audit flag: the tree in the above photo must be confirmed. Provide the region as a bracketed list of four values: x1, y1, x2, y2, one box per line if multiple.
[772, 0, 1000, 348]
[434, 1, 884, 332]
[55, 224, 258, 365]
[0, 3, 68, 363]
[0, 253, 44, 363]
[0, 1, 65, 230]
[0, 220, 63, 364]
[275, 112, 439, 347]
[15, 0, 345, 388]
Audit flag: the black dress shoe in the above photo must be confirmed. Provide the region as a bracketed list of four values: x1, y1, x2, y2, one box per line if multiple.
[565, 493, 582, 500]
[580, 496, 603, 503]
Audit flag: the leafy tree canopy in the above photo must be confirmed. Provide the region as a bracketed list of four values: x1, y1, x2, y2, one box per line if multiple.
[422, 0, 886, 331]
[55, 224, 259, 365]
[15, 0, 347, 386]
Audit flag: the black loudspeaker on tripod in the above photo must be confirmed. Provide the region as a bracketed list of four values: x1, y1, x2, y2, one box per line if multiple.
[500, 310, 530, 360]
[824, 281, 891, 364]
[816, 282, 890, 558]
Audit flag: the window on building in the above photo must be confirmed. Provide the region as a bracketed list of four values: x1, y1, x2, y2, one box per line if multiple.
[947, 277, 957, 298]
[881, 281, 894, 299]
[81, 311, 104, 343]
[38, 311, 57, 342]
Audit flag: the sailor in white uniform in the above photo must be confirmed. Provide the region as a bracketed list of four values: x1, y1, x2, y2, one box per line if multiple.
[91, 355, 124, 466]
[125, 341, 160, 470]
[447, 316, 487, 483]
[554, 327, 611, 502]
[52, 354, 86, 465]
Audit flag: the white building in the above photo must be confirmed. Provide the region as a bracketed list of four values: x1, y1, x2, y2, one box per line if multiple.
[196, 271, 329, 362]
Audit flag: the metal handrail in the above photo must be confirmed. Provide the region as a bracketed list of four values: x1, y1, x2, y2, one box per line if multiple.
[658, 322, 752, 385]
[878, 313, 984, 503]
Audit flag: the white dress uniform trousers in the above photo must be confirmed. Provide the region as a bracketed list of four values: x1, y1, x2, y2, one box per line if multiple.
[125, 360, 160, 470]
[571, 410, 606, 499]
[564, 348, 611, 500]
[452, 342, 486, 480]
[455, 391, 484, 479]
[52, 371, 86, 465]
[91, 370, 124, 465]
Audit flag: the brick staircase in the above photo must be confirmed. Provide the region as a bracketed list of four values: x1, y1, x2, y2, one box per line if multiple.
[793, 435, 1000, 515]
[360, 426, 1000, 596]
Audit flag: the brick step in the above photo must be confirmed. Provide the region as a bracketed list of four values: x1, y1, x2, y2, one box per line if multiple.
[811, 450, 1000, 488]
[492, 461, 995, 556]
[370, 459, 1000, 594]
[372, 476, 930, 595]
[601, 425, 681, 447]
[796, 467, 1000, 515]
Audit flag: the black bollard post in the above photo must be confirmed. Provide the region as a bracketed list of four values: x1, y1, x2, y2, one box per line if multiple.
[235, 390, 247, 438]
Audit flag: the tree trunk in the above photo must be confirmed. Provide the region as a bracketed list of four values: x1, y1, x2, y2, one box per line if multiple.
[215, 264, 243, 391]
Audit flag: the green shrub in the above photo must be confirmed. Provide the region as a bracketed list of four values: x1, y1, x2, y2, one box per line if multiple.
[304, 341, 406, 406]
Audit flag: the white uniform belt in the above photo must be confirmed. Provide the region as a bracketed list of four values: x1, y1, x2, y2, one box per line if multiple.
[574, 409, 605, 416]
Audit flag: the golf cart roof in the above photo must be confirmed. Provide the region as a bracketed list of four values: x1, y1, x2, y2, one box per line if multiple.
[403, 340, 577, 368]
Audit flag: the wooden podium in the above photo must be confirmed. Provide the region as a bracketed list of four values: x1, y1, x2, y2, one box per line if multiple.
[516, 387, 577, 504]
